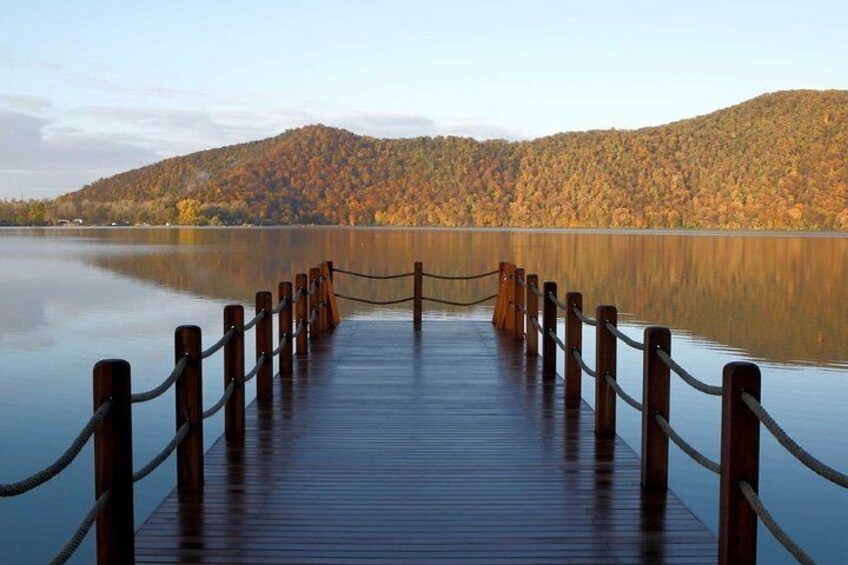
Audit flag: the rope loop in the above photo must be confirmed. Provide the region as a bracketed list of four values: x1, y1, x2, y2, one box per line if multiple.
[132, 421, 190, 483]
[333, 267, 414, 280]
[50, 490, 112, 564]
[334, 293, 414, 306]
[604, 372, 643, 412]
[201, 327, 236, 359]
[0, 400, 112, 497]
[654, 414, 720, 474]
[131, 355, 188, 404]
[572, 305, 597, 326]
[739, 481, 816, 564]
[742, 392, 848, 489]
[655, 347, 722, 396]
[604, 321, 645, 351]
[547, 329, 567, 352]
[547, 292, 569, 311]
[242, 309, 266, 332]
[202, 380, 236, 420]
[423, 269, 499, 281]
[572, 348, 597, 378]
[422, 294, 498, 307]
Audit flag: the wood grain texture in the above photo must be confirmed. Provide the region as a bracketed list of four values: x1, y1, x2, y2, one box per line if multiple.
[136, 321, 715, 564]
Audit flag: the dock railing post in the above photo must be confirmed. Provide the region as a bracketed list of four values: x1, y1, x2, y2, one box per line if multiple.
[279, 281, 293, 376]
[414, 261, 423, 328]
[309, 268, 320, 341]
[255, 291, 273, 403]
[718, 362, 761, 565]
[93, 359, 135, 565]
[641, 326, 671, 492]
[595, 305, 617, 437]
[318, 268, 328, 335]
[526, 274, 539, 356]
[224, 304, 245, 442]
[295, 273, 308, 356]
[504, 264, 515, 333]
[542, 281, 557, 380]
[513, 267, 525, 341]
[175, 326, 203, 492]
[492, 261, 506, 325]
[564, 291, 583, 407]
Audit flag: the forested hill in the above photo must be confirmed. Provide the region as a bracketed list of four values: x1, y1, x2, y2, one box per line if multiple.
[31, 90, 848, 229]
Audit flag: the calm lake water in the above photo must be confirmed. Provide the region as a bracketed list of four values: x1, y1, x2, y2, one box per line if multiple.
[1, 227, 846, 564]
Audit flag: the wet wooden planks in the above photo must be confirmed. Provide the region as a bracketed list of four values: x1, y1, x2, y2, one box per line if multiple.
[136, 320, 716, 564]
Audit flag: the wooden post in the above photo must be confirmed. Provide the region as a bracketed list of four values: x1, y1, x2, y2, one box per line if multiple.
[279, 281, 293, 377]
[718, 362, 761, 565]
[295, 273, 308, 356]
[413, 261, 423, 328]
[255, 291, 273, 404]
[309, 268, 320, 340]
[93, 359, 135, 564]
[503, 264, 516, 333]
[526, 274, 539, 356]
[492, 261, 505, 325]
[513, 267, 525, 341]
[641, 326, 671, 492]
[322, 262, 340, 328]
[564, 291, 583, 406]
[318, 268, 328, 335]
[542, 281, 557, 380]
[175, 326, 203, 492]
[595, 305, 617, 438]
[224, 305, 244, 442]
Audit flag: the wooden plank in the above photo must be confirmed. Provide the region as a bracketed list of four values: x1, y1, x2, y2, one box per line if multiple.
[136, 320, 715, 564]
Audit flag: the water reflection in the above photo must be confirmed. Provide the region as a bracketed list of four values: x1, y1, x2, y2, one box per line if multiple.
[20, 226, 843, 367]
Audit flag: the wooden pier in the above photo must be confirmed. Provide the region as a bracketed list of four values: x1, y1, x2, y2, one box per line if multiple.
[4, 260, 839, 564]
[135, 320, 715, 564]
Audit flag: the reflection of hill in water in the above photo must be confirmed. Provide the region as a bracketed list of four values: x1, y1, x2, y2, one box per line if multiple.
[84, 227, 848, 368]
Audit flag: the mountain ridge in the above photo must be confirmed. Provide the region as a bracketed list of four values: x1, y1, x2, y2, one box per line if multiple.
[3, 90, 847, 229]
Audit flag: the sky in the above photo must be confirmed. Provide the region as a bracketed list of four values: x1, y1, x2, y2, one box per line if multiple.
[1, 0, 846, 198]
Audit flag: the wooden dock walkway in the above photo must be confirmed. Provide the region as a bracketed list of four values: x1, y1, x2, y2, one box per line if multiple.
[135, 320, 715, 564]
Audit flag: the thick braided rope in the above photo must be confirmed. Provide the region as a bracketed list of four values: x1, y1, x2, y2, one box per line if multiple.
[243, 309, 266, 331]
[422, 294, 499, 307]
[50, 490, 112, 565]
[131, 355, 188, 404]
[528, 284, 544, 299]
[244, 354, 267, 383]
[572, 348, 597, 378]
[271, 296, 289, 314]
[547, 329, 567, 352]
[547, 292, 569, 311]
[333, 267, 414, 280]
[423, 269, 499, 280]
[529, 315, 544, 335]
[571, 305, 597, 326]
[604, 321, 645, 351]
[1, 400, 112, 497]
[201, 327, 236, 359]
[655, 414, 720, 474]
[742, 393, 848, 488]
[739, 481, 816, 564]
[656, 348, 722, 396]
[334, 293, 414, 306]
[132, 421, 190, 483]
[202, 380, 236, 419]
[604, 373, 643, 412]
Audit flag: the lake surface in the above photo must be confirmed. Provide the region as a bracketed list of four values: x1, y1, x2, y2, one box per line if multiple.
[0, 226, 846, 564]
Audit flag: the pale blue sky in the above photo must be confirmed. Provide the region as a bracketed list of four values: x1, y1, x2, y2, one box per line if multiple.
[1, 0, 846, 197]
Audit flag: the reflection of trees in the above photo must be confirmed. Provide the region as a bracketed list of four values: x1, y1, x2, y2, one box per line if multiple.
[85, 227, 848, 367]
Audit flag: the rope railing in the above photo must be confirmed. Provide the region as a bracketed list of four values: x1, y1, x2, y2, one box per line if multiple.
[132, 421, 190, 483]
[271, 296, 289, 314]
[422, 269, 500, 280]
[739, 481, 816, 564]
[655, 414, 720, 474]
[742, 393, 848, 489]
[547, 291, 569, 311]
[244, 354, 266, 383]
[130, 355, 188, 404]
[528, 283, 544, 299]
[529, 315, 544, 334]
[293, 287, 305, 302]
[50, 490, 112, 565]
[547, 329, 567, 352]
[201, 327, 236, 359]
[333, 267, 414, 280]
[242, 309, 266, 332]
[334, 293, 414, 306]
[604, 321, 645, 351]
[571, 305, 597, 327]
[656, 348, 722, 396]
[515, 277, 526, 287]
[604, 373, 643, 412]
[422, 294, 499, 307]
[307, 309, 319, 325]
[0, 400, 112, 497]
[202, 380, 236, 420]
[572, 348, 597, 378]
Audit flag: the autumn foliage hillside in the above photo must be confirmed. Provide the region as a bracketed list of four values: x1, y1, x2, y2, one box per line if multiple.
[9, 90, 847, 229]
